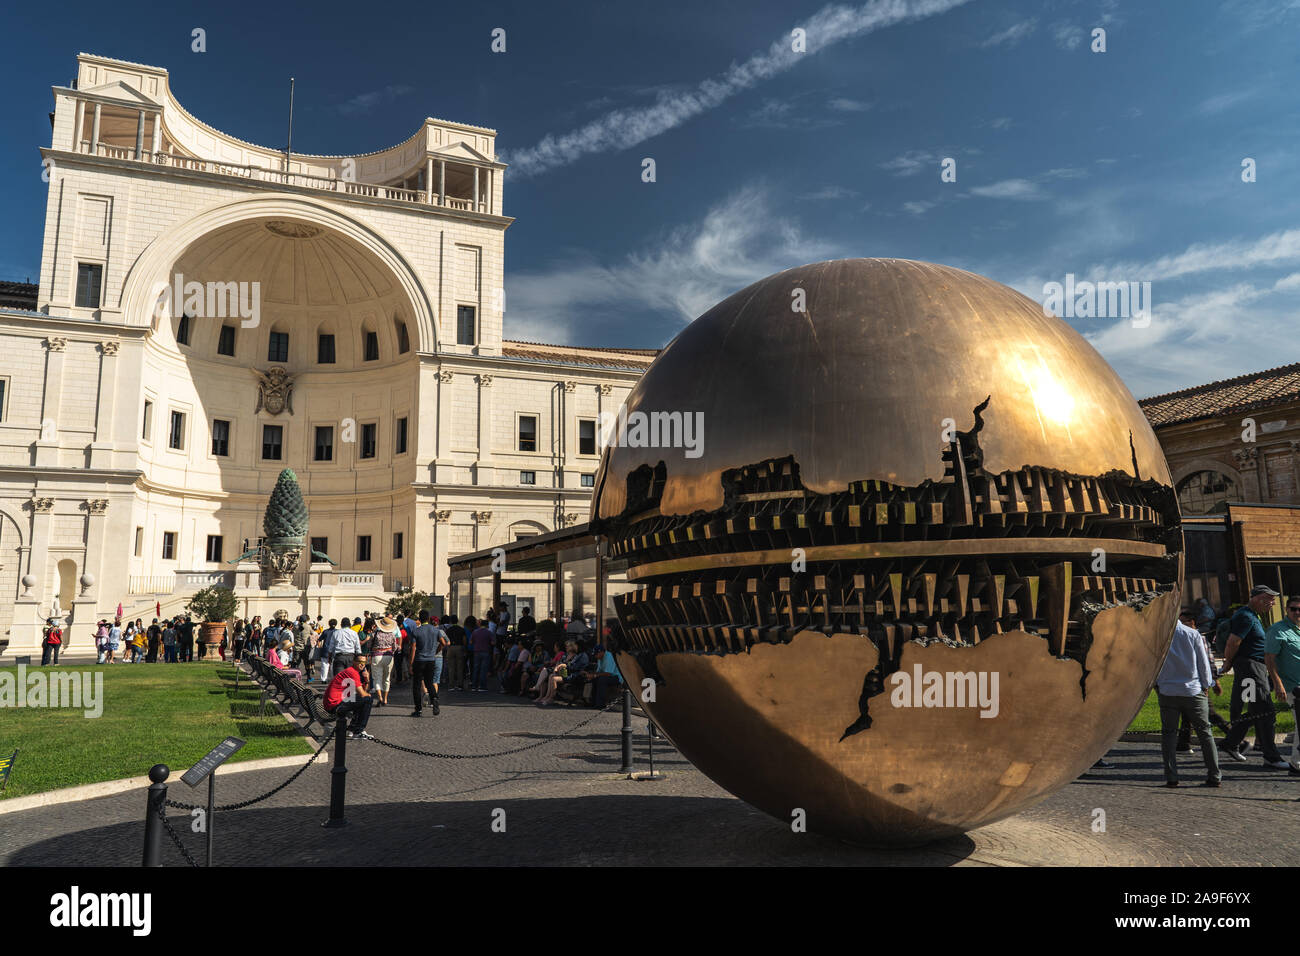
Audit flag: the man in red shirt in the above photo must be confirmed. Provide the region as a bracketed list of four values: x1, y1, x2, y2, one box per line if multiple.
[324, 654, 375, 740]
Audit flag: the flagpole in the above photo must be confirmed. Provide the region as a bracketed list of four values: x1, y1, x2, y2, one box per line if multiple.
[284, 77, 295, 177]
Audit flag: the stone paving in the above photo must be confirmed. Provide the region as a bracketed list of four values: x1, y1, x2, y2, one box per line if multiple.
[3, 674, 1299, 866]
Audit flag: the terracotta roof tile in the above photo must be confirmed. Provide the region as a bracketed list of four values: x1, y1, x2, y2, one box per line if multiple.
[500, 339, 659, 371]
[1139, 361, 1300, 427]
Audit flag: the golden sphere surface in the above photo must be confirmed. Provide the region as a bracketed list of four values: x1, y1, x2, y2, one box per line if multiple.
[593, 259, 1182, 846]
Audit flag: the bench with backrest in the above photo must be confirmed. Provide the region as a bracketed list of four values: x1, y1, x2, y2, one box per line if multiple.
[299, 685, 340, 741]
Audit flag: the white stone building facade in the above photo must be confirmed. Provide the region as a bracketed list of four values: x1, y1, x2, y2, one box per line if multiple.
[0, 53, 652, 656]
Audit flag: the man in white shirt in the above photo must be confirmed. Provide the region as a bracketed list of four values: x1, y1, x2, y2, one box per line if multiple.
[1156, 609, 1223, 788]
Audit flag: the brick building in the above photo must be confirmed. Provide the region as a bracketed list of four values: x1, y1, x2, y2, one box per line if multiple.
[1140, 362, 1300, 622]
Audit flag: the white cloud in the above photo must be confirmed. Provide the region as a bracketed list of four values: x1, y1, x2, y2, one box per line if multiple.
[969, 178, 1045, 200]
[1092, 228, 1300, 282]
[504, 186, 840, 341]
[800, 185, 860, 200]
[903, 200, 936, 216]
[981, 19, 1037, 47]
[828, 96, 872, 112]
[1084, 279, 1300, 396]
[1052, 23, 1085, 49]
[1198, 89, 1255, 115]
[337, 84, 412, 116]
[501, 0, 973, 178]
[880, 149, 937, 176]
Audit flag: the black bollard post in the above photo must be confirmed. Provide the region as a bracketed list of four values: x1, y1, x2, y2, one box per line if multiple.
[648, 720, 656, 778]
[142, 764, 169, 867]
[619, 686, 634, 774]
[322, 716, 348, 828]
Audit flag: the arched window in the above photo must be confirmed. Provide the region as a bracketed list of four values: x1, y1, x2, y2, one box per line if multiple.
[362, 322, 379, 362]
[394, 317, 410, 354]
[1177, 470, 1235, 514]
[267, 325, 290, 363]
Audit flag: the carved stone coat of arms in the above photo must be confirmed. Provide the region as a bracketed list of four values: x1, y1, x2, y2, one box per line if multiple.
[254, 367, 295, 415]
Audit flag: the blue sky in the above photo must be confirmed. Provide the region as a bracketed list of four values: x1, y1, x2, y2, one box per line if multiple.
[2, 0, 1298, 396]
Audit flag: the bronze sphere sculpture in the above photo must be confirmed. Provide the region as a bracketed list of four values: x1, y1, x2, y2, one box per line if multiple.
[591, 258, 1181, 847]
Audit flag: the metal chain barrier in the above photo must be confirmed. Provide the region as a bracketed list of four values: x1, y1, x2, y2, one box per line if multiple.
[164, 734, 332, 813]
[155, 801, 201, 868]
[368, 699, 621, 759]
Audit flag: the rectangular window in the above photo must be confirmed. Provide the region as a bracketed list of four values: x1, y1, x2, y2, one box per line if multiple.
[518, 415, 538, 452]
[520, 470, 536, 485]
[75, 263, 103, 309]
[579, 419, 596, 455]
[268, 331, 289, 363]
[395, 320, 410, 354]
[581, 473, 595, 488]
[456, 305, 476, 345]
[161, 531, 176, 561]
[395, 416, 408, 455]
[317, 333, 336, 364]
[393, 532, 403, 559]
[314, 425, 333, 461]
[142, 400, 153, 441]
[168, 410, 185, 450]
[176, 314, 192, 346]
[357, 535, 372, 562]
[0, 378, 6, 421]
[211, 418, 230, 457]
[217, 324, 236, 356]
[262, 424, 283, 460]
[364, 330, 379, 361]
[134, 526, 143, 557]
[310, 536, 328, 559]
[205, 535, 223, 563]
[360, 422, 377, 459]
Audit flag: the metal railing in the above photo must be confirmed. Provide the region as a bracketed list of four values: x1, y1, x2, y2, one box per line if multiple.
[81, 142, 486, 211]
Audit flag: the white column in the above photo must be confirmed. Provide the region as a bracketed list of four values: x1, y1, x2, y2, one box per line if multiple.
[89, 341, 120, 468]
[152, 112, 161, 157]
[90, 103, 102, 154]
[426, 157, 434, 203]
[135, 110, 145, 159]
[473, 166, 480, 210]
[476, 375, 493, 463]
[439, 160, 445, 206]
[36, 337, 67, 467]
[73, 99, 85, 151]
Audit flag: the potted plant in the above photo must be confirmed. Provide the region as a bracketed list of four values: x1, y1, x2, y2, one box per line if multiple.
[187, 585, 239, 659]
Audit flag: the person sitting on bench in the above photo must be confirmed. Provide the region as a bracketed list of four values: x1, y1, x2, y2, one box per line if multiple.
[324, 654, 375, 740]
[267, 638, 303, 679]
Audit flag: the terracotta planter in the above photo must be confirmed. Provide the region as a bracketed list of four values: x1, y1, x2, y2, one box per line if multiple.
[198, 621, 227, 660]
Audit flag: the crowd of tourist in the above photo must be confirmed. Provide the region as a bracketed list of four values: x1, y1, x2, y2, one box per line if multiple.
[232, 605, 625, 740]
[1154, 585, 1300, 786]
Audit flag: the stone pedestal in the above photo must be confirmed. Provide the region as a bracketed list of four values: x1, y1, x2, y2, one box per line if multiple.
[5, 600, 44, 659]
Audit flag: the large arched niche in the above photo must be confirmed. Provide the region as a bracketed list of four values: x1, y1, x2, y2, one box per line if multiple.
[118, 197, 437, 354]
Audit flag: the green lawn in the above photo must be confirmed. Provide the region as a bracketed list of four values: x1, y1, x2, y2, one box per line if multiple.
[1126, 674, 1296, 735]
[0, 661, 312, 799]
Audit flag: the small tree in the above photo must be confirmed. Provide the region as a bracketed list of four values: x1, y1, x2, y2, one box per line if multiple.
[385, 587, 438, 620]
[186, 585, 239, 624]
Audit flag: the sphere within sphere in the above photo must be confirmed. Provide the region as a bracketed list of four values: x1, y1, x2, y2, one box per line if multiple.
[592, 259, 1181, 847]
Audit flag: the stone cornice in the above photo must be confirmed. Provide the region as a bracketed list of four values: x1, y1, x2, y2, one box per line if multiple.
[0, 310, 150, 337]
[418, 351, 643, 380]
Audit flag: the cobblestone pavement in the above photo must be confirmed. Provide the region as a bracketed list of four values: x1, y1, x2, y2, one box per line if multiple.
[3, 678, 1298, 866]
